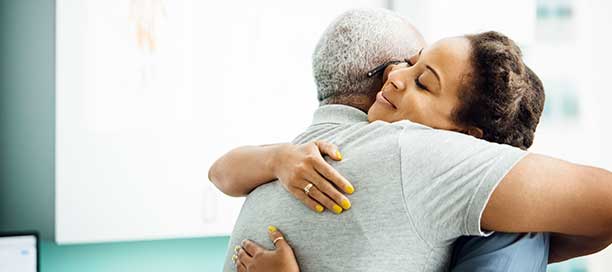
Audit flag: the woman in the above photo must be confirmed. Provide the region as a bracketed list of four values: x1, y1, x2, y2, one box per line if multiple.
[211, 31, 549, 271]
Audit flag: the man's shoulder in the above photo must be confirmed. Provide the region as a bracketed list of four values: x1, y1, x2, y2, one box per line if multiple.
[366, 120, 483, 147]
[296, 120, 411, 145]
[300, 118, 511, 150]
[395, 120, 507, 148]
[312, 119, 433, 136]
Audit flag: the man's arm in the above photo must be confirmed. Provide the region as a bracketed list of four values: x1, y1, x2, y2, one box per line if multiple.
[482, 154, 612, 258]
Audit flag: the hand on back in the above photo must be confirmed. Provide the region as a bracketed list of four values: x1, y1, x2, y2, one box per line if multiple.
[234, 226, 299, 272]
[274, 141, 354, 214]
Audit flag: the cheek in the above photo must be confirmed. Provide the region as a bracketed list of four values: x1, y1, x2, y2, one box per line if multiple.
[395, 93, 425, 122]
[416, 99, 457, 129]
[396, 94, 449, 128]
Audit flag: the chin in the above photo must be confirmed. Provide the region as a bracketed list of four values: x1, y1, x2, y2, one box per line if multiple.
[367, 114, 376, 122]
[367, 103, 391, 122]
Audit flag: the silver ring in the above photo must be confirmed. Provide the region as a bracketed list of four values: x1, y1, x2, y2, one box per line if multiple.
[273, 237, 284, 245]
[303, 183, 313, 195]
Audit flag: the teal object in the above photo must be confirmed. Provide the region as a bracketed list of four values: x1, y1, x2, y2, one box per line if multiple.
[40, 236, 229, 272]
[0, 0, 56, 239]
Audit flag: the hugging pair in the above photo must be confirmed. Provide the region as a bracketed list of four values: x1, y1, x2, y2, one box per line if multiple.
[209, 8, 612, 272]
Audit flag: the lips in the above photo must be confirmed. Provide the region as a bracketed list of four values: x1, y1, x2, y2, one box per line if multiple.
[376, 91, 396, 109]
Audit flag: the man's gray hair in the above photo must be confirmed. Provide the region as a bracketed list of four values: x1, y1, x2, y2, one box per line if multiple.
[313, 8, 425, 102]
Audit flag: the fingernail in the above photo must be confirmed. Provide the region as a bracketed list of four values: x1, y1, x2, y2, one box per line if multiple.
[345, 185, 355, 194]
[232, 254, 237, 263]
[335, 150, 343, 160]
[234, 245, 241, 253]
[268, 225, 277, 233]
[315, 205, 324, 213]
[332, 205, 343, 214]
[341, 199, 351, 210]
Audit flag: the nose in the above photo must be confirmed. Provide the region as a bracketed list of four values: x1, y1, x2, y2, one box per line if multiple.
[387, 68, 406, 91]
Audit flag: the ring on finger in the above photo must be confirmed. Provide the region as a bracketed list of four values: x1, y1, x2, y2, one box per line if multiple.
[303, 183, 314, 195]
[273, 236, 284, 246]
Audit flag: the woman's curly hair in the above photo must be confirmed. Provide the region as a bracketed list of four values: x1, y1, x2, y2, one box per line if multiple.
[453, 31, 545, 150]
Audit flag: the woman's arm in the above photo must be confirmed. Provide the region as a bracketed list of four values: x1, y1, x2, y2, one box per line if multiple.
[482, 154, 612, 259]
[208, 141, 355, 213]
[548, 233, 612, 263]
[208, 144, 289, 197]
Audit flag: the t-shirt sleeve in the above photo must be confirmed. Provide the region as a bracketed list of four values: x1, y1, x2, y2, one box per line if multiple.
[397, 125, 527, 243]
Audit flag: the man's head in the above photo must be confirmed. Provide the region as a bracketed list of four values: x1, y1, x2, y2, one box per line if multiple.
[312, 8, 425, 111]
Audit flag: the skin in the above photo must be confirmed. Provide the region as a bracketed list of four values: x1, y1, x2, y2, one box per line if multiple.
[370, 38, 465, 126]
[210, 142, 352, 213]
[210, 37, 612, 271]
[368, 37, 483, 138]
[234, 227, 298, 272]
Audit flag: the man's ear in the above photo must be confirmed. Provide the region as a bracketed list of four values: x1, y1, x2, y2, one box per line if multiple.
[465, 127, 483, 139]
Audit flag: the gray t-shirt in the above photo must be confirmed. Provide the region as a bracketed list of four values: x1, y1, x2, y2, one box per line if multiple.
[223, 105, 527, 272]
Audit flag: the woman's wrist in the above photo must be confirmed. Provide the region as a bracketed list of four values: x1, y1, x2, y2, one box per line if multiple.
[268, 143, 292, 178]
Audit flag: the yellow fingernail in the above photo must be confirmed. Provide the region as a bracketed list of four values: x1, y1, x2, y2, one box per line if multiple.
[345, 185, 355, 194]
[341, 199, 351, 210]
[234, 245, 241, 253]
[315, 205, 324, 213]
[336, 150, 343, 160]
[268, 225, 277, 233]
[332, 205, 343, 214]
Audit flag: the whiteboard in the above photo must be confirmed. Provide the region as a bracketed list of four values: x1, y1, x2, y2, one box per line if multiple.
[56, 0, 384, 243]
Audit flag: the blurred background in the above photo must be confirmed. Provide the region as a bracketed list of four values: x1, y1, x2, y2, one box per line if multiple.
[0, 0, 610, 271]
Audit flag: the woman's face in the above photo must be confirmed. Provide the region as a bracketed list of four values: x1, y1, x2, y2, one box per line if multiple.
[367, 37, 472, 132]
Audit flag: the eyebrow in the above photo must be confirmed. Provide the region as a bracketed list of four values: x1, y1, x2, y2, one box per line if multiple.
[419, 49, 441, 88]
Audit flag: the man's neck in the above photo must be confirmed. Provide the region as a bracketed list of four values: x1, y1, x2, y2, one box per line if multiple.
[320, 95, 375, 113]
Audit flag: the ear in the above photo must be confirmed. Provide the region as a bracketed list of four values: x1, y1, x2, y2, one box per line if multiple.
[465, 127, 483, 139]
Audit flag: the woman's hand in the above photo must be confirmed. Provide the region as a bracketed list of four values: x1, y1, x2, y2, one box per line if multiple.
[233, 226, 299, 272]
[273, 141, 354, 214]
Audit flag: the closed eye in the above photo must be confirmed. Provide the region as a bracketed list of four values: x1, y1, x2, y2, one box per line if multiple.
[415, 78, 428, 91]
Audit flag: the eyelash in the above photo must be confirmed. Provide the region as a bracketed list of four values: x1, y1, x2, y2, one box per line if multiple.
[403, 57, 428, 91]
[415, 78, 428, 91]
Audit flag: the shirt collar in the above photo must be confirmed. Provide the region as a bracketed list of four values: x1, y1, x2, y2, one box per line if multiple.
[311, 104, 368, 125]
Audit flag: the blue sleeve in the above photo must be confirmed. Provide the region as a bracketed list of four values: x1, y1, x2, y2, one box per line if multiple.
[449, 232, 550, 272]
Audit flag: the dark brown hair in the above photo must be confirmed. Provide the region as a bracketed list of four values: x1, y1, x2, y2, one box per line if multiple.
[453, 31, 545, 150]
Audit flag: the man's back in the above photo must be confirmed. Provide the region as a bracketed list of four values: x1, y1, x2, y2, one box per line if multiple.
[224, 105, 526, 271]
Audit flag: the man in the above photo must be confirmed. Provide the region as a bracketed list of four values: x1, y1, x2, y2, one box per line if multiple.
[210, 11, 568, 271]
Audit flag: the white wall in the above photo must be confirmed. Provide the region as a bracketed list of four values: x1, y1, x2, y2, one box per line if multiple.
[55, 0, 385, 244]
